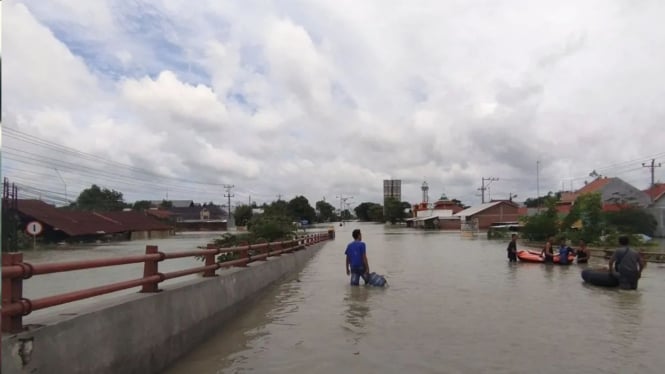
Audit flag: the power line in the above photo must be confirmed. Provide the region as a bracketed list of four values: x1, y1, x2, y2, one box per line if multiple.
[642, 158, 662, 188]
[3, 127, 230, 186]
[478, 177, 498, 204]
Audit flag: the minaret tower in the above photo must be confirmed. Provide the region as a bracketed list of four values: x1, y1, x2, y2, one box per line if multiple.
[421, 181, 429, 204]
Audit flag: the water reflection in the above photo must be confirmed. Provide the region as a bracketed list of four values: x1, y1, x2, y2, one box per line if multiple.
[341, 287, 373, 347]
[609, 291, 644, 343]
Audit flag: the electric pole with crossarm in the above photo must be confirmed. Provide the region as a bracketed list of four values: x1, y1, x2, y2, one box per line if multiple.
[642, 158, 662, 188]
[223, 184, 234, 223]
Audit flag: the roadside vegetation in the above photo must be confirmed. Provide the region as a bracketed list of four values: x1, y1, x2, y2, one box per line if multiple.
[520, 192, 658, 247]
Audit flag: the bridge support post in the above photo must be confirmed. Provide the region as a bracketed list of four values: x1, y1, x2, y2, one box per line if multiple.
[2, 252, 25, 333]
[141, 245, 160, 292]
[203, 244, 218, 277]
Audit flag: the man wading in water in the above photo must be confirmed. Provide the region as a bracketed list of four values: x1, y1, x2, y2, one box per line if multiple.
[345, 229, 370, 286]
[609, 236, 646, 290]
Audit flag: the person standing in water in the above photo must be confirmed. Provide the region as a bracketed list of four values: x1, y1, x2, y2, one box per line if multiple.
[557, 237, 573, 265]
[609, 236, 646, 290]
[345, 229, 370, 286]
[506, 234, 518, 262]
[541, 236, 554, 263]
[576, 239, 590, 264]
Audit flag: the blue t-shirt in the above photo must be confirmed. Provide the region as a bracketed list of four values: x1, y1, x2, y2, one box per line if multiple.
[345, 241, 366, 268]
[558, 245, 571, 264]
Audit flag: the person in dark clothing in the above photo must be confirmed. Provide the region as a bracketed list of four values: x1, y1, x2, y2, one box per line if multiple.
[506, 234, 518, 262]
[608, 236, 646, 290]
[540, 236, 554, 263]
[576, 239, 590, 264]
[345, 229, 370, 286]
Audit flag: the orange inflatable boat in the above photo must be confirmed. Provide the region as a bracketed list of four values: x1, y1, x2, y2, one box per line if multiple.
[517, 250, 575, 264]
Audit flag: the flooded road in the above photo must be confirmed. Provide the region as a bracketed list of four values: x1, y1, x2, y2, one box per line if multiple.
[21, 231, 223, 319]
[166, 223, 665, 374]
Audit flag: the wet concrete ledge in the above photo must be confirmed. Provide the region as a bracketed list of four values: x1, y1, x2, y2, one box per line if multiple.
[1, 242, 326, 374]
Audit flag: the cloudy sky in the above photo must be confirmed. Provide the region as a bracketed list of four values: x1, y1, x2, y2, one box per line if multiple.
[2, 0, 665, 210]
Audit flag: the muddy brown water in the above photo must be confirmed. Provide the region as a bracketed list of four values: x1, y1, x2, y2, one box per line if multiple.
[164, 223, 665, 374]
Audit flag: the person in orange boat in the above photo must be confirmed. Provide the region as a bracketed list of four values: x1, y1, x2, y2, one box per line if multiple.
[540, 236, 554, 263]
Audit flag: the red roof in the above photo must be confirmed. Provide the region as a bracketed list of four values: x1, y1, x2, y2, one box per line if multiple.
[16, 200, 170, 236]
[644, 183, 665, 202]
[577, 177, 612, 195]
[560, 192, 577, 204]
[146, 209, 175, 219]
[560, 177, 613, 203]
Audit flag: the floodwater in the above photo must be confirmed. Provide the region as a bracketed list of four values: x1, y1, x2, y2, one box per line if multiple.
[20, 231, 224, 320]
[165, 223, 665, 374]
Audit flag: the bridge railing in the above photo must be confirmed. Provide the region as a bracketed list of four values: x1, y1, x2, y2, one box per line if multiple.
[1, 231, 334, 333]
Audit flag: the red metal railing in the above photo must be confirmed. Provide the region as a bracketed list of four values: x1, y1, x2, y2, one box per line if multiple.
[1, 231, 333, 333]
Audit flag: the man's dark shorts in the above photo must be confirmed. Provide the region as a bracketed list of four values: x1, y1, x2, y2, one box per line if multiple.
[350, 266, 369, 286]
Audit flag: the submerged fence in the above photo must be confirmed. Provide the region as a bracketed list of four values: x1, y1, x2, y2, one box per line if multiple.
[1, 231, 333, 333]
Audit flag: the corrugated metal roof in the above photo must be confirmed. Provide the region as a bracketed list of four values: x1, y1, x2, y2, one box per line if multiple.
[454, 201, 504, 217]
[16, 200, 126, 236]
[96, 211, 173, 231]
[16, 200, 171, 236]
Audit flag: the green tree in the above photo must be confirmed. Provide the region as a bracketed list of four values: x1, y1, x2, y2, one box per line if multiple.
[159, 200, 173, 209]
[384, 197, 406, 224]
[355, 202, 381, 221]
[368, 204, 385, 222]
[570, 193, 603, 242]
[524, 191, 561, 208]
[340, 209, 353, 220]
[451, 199, 469, 209]
[603, 207, 657, 237]
[75, 184, 127, 211]
[522, 197, 559, 241]
[248, 214, 296, 242]
[234, 204, 254, 226]
[287, 196, 316, 223]
[132, 200, 152, 211]
[264, 199, 289, 217]
[315, 200, 337, 222]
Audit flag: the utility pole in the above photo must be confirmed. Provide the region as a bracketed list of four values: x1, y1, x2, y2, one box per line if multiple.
[536, 160, 540, 199]
[642, 158, 662, 188]
[478, 177, 498, 204]
[223, 184, 234, 222]
[336, 194, 353, 223]
[536, 160, 541, 212]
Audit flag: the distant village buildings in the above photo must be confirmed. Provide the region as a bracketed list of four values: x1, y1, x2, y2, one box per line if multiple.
[10, 199, 229, 245]
[404, 177, 663, 237]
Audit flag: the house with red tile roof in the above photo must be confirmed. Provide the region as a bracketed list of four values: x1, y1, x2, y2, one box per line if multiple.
[644, 183, 665, 237]
[644, 183, 665, 204]
[556, 177, 651, 213]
